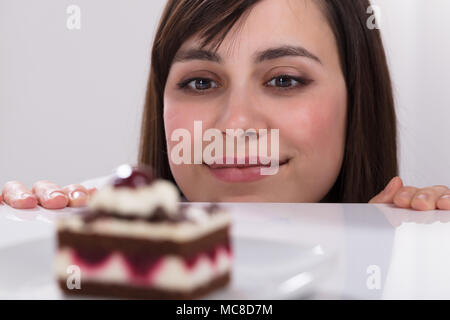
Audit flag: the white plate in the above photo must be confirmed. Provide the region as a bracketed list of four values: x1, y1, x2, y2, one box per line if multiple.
[0, 235, 335, 299]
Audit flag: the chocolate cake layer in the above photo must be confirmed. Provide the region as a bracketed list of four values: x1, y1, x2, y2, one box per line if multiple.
[81, 207, 186, 224]
[58, 272, 230, 299]
[58, 226, 230, 258]
[80, 203, 222, 224]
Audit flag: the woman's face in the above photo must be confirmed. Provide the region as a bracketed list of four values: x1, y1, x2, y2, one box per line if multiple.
[163, 0, 347, 202]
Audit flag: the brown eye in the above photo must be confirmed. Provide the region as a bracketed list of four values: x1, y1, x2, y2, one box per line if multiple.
[265, 75, 311, 90]
[273, 76, 294, 87]
[185, 78, 219, 91]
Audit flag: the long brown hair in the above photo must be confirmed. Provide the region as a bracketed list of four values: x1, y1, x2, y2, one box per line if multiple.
[138, 0, 398, 203]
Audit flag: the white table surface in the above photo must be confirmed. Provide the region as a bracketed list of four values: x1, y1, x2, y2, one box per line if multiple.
[1, 201, 450, 299]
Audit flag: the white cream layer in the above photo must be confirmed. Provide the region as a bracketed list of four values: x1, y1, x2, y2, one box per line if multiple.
[55, 247, 232, 292]
[88, 180, 180, 217]
[57, 209, 231, 242]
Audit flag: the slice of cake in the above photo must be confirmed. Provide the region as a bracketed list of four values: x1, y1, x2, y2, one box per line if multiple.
[54, 165, 232, 299]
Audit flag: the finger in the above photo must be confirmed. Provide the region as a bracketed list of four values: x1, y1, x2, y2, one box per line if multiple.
[2, 181, 38, 209]
[87, 187, 97, 197]
[393, 186, 419, 209]
[369, 176, 403, 204]
[410, 187, 446, 211]
[437, 189, 450, 211]
[32, 180, 69, 209]
[62, 184, 89, 207]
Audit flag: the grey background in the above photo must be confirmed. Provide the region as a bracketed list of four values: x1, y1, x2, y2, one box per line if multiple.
[1, 0, 449, 190]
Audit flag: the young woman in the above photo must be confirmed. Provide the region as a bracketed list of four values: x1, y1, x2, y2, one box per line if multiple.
[1, 0, 449, 210]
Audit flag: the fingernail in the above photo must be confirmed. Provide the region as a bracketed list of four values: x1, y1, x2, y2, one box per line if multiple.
[441, 194, 450, 200]
[399, 191, 410, 198]
[416, 193, 429, 201]
[19, 193, 34, 199]
[71, 191, 86, 200]
[49, 191, 66, 199]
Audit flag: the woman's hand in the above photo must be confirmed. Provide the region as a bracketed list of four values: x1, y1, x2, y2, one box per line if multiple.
[1, 180, 97, 209]
[369, 176, 450, 210]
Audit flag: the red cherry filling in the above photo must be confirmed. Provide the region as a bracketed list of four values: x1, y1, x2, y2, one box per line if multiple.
[74, 249, 110, 267]
[72, 242, 231, 277]
[123, 252, 162, 278]
[184, 246, 219, 270]
[112, 164, 154, 189]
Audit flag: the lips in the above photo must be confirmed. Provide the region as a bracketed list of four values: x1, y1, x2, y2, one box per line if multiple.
[206, 157, 288, 168]
[204, 157, 289, 183]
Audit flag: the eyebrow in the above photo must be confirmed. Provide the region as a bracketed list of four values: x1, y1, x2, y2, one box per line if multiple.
[173, 45, 322, 65]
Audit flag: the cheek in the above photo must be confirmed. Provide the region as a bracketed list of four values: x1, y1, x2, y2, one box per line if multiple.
[163, 98, 211, 148]
[164, 100, 192, 137]
[308, 103, 345, 151]
[279, 93, 347, 160]
[164, 97, 216, 186]
[164, 99, 196, 196]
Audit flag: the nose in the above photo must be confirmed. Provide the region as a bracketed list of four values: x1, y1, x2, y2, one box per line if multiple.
[208, 83, 279, 166]
[214, 85, 267, 135]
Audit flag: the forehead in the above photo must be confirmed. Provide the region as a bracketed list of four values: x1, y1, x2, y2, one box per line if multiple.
[177, 0, 336, 63]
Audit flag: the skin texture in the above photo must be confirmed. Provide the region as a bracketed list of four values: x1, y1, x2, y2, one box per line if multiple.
[369, 177, 450, 211]
[164, 0, 347, 203]
[0, 0, 448, 211]
[1, 181, 96, 209]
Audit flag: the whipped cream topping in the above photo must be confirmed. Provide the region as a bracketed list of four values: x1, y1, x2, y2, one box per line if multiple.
[88, 180, 180, 217]
[184, 206, 211, 224]
[58, 210, 231, 242]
